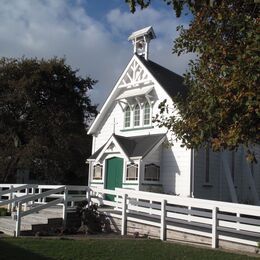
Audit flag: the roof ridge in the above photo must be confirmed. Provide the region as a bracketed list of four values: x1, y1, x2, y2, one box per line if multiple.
[145, 58, 184, 79]
[136, 55, 187, 98]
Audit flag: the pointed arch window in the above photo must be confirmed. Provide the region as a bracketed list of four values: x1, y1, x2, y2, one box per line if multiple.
[126, 163, 138, 181]
[205, 146, 210, 183]
[134, 104, 140, 127]
[93, 164, 103, 180]
[144, 163, 160, 181]
[143, 102, 151, 125]
[124, 105, 131, 128]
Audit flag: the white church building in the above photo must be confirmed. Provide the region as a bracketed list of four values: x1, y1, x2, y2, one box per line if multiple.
[87, 27, 260, 205]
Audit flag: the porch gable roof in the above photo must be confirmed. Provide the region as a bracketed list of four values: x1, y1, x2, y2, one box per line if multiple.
[87, 133, 166, 161]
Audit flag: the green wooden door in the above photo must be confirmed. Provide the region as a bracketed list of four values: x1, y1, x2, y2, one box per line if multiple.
[105, 157, 123, 201]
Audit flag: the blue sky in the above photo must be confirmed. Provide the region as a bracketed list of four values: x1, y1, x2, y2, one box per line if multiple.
[0, 0, 193, 107]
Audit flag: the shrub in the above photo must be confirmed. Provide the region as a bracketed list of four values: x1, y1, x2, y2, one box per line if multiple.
[76, 201, 110, 234]
[0, 208, 10, 216]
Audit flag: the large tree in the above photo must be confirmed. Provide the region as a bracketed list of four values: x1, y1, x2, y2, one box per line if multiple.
[126, 0, 260, 160]
[0, 57, 97, 184]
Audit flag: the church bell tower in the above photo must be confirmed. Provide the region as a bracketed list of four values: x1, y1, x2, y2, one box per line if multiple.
[128, 26, 156, 60]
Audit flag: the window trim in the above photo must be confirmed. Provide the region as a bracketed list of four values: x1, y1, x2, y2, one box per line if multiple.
[143, 102, 151, 126]
[144, 163, 160, 182]
[205, 146, 210, 183]
[126, 163, 138, 181]
[231, 151, 235, 181]
[133, 104, 141, 127]
[93, 163, 103, 180]
[122, 101, 153, 130]
[124, 105, 131, 128]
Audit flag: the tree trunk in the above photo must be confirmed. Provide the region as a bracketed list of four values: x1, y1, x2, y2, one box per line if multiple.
[2, 156, 20, 183]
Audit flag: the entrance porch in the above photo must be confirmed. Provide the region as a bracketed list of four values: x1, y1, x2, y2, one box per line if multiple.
[87, 134, 166, 193]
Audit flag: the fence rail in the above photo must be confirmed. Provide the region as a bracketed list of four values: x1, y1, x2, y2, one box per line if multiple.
[90, 187, 260, 248]
[0, 184, 90, 237]
[1, 183, 260, 249]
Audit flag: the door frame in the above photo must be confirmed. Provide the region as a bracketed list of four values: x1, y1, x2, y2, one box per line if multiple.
[104, 155, 125, 190]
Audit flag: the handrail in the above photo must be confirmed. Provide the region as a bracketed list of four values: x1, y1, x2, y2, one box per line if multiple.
[0, 184, 89, 237]
[18, 186, 65, 204]
[20, 197, 64, 218]
[0, 194, 30, 207]
[15, 186, 66, 237]
[0, 184, 34, 197]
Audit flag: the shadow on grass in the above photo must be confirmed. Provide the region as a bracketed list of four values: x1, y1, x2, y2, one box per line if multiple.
[0, 239, 52, 260]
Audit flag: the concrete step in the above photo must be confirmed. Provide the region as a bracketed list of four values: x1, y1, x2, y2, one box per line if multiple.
[0, 206, 64, 236]
[0, 217, 16, 236]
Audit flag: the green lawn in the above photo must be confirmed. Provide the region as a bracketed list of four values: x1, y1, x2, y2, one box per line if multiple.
[0, 237, 257, 260]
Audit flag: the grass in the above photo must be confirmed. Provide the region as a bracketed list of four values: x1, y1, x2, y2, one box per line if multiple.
[0, 237, 257, 260]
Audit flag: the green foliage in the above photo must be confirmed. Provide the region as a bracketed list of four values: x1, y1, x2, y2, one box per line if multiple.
[127, 0, 260, 160]
[76, 201, 109, 234]
[0, 207, 10, 216]
[0, 57, 97, 183]
[125, 0, 218, 17]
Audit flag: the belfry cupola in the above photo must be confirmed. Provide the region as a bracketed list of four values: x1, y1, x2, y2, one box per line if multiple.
[128, 26, 156, 60]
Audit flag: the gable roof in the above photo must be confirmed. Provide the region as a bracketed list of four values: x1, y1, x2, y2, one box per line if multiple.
[115, 134, 165, 158]
[88, 134, 165, 161]
[128, 26, 156, 41]
[88, 54, 187, 135]
[138, 56, 188, 98]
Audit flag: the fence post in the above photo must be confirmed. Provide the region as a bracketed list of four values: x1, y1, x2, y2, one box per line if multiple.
[62, 186, 68, 228]
[15, 202, 22, 237]
[38, 188, 42, 203]
[160, 199, 166, 241]
[188, 206, 191, 222]
[9, 185, 14, 212]
[212, 206, 218, 248]
[121, 193, 127, 236]
[236, 213, 240, 230]
[116, 194, 119, 210]
[86, 188, 90, 207]
[24, 188, 29, 211]
[31, 186, 35, 206]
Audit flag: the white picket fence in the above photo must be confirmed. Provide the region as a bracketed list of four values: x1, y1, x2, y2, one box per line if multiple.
[90, 187, 260, 249]
[1, 184, 260, 249]
[0, 184, 90, 236]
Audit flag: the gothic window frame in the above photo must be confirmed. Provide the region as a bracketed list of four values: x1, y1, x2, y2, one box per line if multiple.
[205, 146, 210, 183]
[143, 102, 151, 126]
[126, 163, 138, 181]
[144, 163, 160, 182]
[124, 105, 131, 128]
[133, 104, 141, 127]
[93, 163, 103, 180]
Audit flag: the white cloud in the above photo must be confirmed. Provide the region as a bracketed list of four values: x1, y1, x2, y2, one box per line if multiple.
[106, 7, 195, 76]
[0, 1, 194, 107]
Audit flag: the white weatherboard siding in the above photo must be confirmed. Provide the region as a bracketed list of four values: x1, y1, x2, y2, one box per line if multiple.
[193, 146, 260, 204]
[161, 138, 191, 196]
[141, 144, 163, 193]
[94, 103, 122, 151]
[194, 149, 221, 201]
[93, 82, 171, 151]
[254, 145, 260, 195]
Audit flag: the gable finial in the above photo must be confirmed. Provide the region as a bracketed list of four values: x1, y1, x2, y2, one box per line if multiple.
[128, 26, 156, 60]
